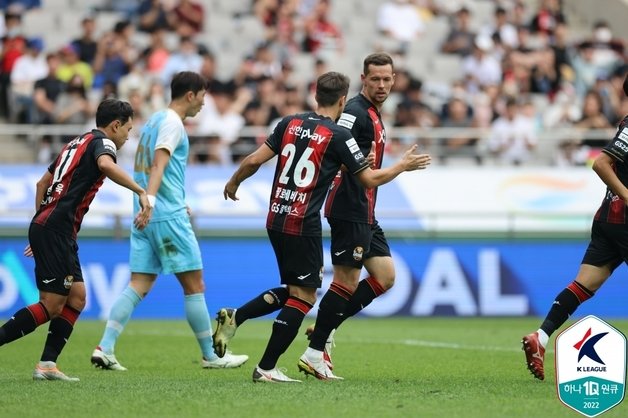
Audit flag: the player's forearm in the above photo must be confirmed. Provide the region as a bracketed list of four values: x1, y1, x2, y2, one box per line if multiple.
[231, 157, 262, 186]
[359, 164, 403, 189]
[593, 155, 628, 201]
[100, 159, 145, 196]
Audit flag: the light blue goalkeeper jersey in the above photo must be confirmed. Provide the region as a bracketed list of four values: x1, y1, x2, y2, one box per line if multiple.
[133, 108, 188, 221]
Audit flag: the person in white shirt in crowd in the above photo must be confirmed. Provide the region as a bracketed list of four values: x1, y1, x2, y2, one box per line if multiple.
[462, 35, 502, 94]
[9, 37, 47, 123]
[488, 97, 537, 165]
[376, 0, 424, 52]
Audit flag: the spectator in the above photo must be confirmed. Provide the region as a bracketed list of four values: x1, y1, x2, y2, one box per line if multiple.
[137, 0, 172, 33]
[554, 139, 590, 167]
[440, 6, 476, 57]
[551, 21, 573, 89]
[53, 74, 92, 128]
[71, 15, 98, 65]
[302, 0, 344, 57]
[482, 6, 518, 50]
[194, 81, 247, 164]
[9, 36, 46, 123]
[117, 61, 152, 103]
[141, 27, 170, 76]
[440, 96, 480, 164]
[376, 0, 424, 52]
[160, 36, 203, 86]
[462, 35, 502, 93]
[529, 0, 565, 39]
[487, 97, 537, 165]
[0, 0, 40, 11]
[230, 100, 267, 163]
[33, 52, 65, 125]
[169, 0, 204, 37]
[56, 44, 94, 89]
[92, 32, 131, 90]
[0, 10, 25, 118]
[575, 89, 613, 148]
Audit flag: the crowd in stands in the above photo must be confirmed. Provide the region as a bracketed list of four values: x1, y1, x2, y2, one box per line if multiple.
[0, 0, 626, 166]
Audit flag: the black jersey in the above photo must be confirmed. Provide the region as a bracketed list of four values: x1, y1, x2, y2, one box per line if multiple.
[32, 129, 117, 239]
[595, 115, 628, 224]
[324, 94, 386, 224]
[265, 112, 369, 236]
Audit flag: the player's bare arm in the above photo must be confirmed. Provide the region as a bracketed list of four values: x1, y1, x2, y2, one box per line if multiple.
[592, 152, 628, 202]
[146, 148, 172, 197]
[357, 144, 430, 189]
[224, 144, 276, 201]
[97, 154, 153, 229]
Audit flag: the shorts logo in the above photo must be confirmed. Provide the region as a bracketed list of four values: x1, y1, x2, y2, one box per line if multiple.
[352, 246, 364, 261]
[556, 315, 626, 417]
[63, 275, 74, 289]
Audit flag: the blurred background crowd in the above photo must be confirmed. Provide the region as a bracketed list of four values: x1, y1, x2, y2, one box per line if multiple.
[0, 0, 626, 167]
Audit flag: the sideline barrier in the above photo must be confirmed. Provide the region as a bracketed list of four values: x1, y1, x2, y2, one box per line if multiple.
[1, 238, 626, 319]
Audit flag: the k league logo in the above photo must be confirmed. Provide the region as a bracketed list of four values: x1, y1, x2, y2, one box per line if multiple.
[556, 316, 626, 417]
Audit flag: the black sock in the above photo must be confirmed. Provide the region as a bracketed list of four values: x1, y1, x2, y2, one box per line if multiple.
[258, 296, 312, 370]
[0, 302, 50, 346]
[235, 287, 288, 326]
[309, 282, 353, 351]
[41, 305, 81, 362]
[540, 281, 594, 337]
[340, 277, 386, 327]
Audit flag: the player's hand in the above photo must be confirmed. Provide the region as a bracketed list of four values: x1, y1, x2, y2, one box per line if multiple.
[401, 144, 431, 171]
[366, 141, 376, 168]
[223, 180, 240, 201]
[24, 244, 33, 257]
[186, 205, 192, 217]
[134, 191, 153, 230]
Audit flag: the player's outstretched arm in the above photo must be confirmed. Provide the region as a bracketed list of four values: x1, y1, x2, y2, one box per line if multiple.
[593, 152, 628, 202]
[356, 144, 430, 189]
[97, 154, 153, 229]
[224, 143, 276, 201]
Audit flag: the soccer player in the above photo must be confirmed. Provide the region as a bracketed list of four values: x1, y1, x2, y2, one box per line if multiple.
[522, 73, 628, 381]
[91, 71, 248, 371]
[215, 71, 430, 382]
[302, 52, 405, 371]
[0, 99, 152, 381]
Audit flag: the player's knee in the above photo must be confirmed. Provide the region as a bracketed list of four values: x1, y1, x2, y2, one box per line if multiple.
[67, 294, 86, 311]
[377, 274, 395, 291]
[40, 300, 64, 319]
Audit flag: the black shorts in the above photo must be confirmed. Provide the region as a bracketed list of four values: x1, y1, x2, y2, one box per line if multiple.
[29, 223, 83, 296]
[581, 221, 628, 272]
[328, 218, 391, 268]
[267, 229, 323, 288]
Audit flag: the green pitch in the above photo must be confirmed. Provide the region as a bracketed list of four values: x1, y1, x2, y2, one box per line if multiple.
[2, 318, 627, 418]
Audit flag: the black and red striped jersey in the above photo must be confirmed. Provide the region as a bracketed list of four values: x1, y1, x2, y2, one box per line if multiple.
[595, 115, 628, 224]
[32, 129, 117, 238]
[324, 94, 385, 224]
[265, 112, 369, 236]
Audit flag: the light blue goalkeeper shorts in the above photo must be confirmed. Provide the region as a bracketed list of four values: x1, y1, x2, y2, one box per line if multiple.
[130, 214, 203, 274]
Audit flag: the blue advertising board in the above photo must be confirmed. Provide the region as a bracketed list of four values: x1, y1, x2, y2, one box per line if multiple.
[1, 238, 626, 319]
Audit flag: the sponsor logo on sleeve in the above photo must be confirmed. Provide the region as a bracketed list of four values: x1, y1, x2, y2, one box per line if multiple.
[338, 113, 356, 129]
[613, 140, 628, 153]
[616, 128, 628, 143]
[345, 138, 360, 153]
[102, 138, 117, 155]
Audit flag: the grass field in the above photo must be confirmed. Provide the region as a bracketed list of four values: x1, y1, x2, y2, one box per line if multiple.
[1, 317, 626, 418]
